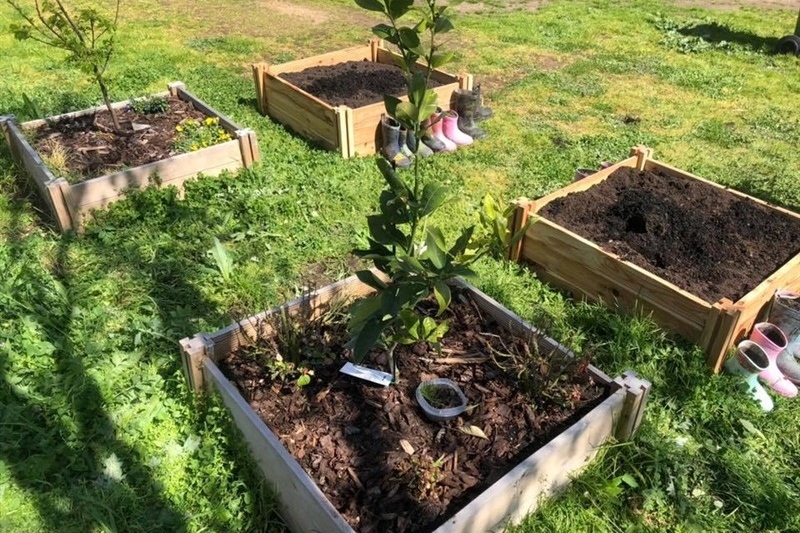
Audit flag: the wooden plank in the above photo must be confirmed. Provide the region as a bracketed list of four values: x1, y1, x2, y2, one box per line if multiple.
[520, 218, 712, 340]
[453, 278, 615, 387]
[20, 92, 171, 131]
[205, 361, 355, 533]
[207, 273, 380, 361]
[69, 140, 241, 214]
[177, 86, 239, 134]
[48, 179, 75, 232]
[268, 44, 372, 75]
[264, 75, 340, 151]
[252, 64, 268, 115]
[529, 156, 638, 209]
[179, 335, 208, 391]
[435, 387, 627, 533]
[705, 304, 742, 372]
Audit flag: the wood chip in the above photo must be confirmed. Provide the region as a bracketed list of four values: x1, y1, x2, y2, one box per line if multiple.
[399, 439, 415, 455]
[346, 467, 364, 489]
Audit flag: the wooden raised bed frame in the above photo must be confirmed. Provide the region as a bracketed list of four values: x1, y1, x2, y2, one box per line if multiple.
[180, 274, 651, 533]
[252, 39, 472, 158]
[0, 82, 260, 232]
[508, 146, 800, 373]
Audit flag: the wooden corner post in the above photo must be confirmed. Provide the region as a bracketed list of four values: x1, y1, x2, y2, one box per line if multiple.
[0, 114, 15, 146]
[168, 81, 187, 97]
[252, 63, 269, 115]
[507, 198, 532, 262]
[629, 145, 653, 171]
[179, 334, 210, 391]
[614, 371, 651, 441]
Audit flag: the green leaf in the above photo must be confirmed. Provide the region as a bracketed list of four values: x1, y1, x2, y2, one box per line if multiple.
[398, 27, 421, 50]
[397, 255, 425, 274]
[353, 319, 385, 362]
[348, 294, 383, 329]
[434, 16, 454, 34]
[355, 0, 385, 13]
[384, 95, 402, 119]
[297, 374, 312, 387]
[449, 226, 475, 257]
[356, 269, 388, 290]
[433, 280, 451, 316]
[394, 101, 417, 128]
[378, 158, 409, 197]
[429, 52, 454, 68]
[419, 183, 448, 217]
[386, 0, 413, 19]
[371, 23, 395, 40]
[424, 229, 447, 269]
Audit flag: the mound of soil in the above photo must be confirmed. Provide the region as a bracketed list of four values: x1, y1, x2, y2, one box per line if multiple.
[31, 96, 208, 182]
[540, 167, 800, 302]
[220, 292, 606, 533]
[280, 60, 444, 108]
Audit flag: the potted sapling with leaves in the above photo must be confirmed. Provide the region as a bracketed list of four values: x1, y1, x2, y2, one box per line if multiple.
[346, 0, 522, 383]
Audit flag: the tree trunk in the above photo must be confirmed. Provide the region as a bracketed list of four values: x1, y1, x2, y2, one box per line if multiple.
[95, 69, 121, 134]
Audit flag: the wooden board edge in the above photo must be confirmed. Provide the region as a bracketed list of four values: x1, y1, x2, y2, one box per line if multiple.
[434, 387, 627, 533]
[267, 44, 373, 75]
[531, 155, 639, 212]
[205, 360, 355, 533]
[452, 278, 616, 388]
[176, 86, 242, 134]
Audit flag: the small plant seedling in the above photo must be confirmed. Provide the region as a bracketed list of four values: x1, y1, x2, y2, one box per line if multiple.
[7, 0, 123, 132]
[419, 383, 461, 409]
[129, 95, 169, 115]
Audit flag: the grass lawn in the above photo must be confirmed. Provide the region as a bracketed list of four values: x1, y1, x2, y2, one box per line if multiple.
[1, 0, 799, 531]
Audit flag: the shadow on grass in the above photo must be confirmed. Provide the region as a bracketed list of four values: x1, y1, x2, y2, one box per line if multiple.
[0, 194, 187, 530]
[677, 22, 780, 52]
[0, 149, 282, 531]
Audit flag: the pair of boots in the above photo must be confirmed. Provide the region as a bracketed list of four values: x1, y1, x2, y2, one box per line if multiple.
[450, 85, 493, 141]
[420, 107, 474, 153]
[726, 319, 799, 412]
[380, 114, 433, 168]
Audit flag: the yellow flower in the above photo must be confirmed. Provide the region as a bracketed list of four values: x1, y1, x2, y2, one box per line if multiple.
[176, 125, 183, 132]
[204, 117, 215, 126]
[191, 144, 199, 151]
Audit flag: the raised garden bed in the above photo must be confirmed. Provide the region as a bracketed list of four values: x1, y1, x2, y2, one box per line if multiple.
[508, 146, 800, 372]
[180, 273, 650, 533]
[252, 39, 472, 158]
[0, 82, 260, 232]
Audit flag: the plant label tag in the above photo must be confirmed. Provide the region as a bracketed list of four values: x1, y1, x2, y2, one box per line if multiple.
[340, 363, 393, 387]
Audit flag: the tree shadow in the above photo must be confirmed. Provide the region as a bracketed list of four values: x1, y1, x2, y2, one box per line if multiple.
[0, 195, 187, 531]
[677, 22, 780, 52]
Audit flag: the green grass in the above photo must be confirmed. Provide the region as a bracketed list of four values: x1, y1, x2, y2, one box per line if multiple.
[1, 0, 799, 531]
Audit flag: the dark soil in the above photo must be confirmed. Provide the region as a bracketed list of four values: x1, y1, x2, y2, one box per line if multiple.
[280, 60, 443, 108]
[31, 96, 208, 182]
[220, 291, 606, 533]
[539, 167, 800, 303]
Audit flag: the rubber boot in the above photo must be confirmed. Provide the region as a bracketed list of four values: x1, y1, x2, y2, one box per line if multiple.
[442, 110, 473, 147]
[380, 115, 411, 168]
[429, 110, 457, 152]
[452, 89, 487, 140]
[406, 128, 433, 158]
[421, 116, 446, 153]
[397, 126, 415, 161]
[750, 322, 798, 398]
[725, 340, 774, 412]
[472, 84, 493, 122]
[770, 291, 800, 384]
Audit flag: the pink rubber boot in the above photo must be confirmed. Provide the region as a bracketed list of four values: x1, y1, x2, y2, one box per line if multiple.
[428, 110, 457, 152]
[442, 110, 473, 146]
[750, 322, 797, 398]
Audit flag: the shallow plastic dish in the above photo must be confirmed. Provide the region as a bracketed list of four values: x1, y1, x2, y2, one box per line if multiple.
[415, 378, 468, 422]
